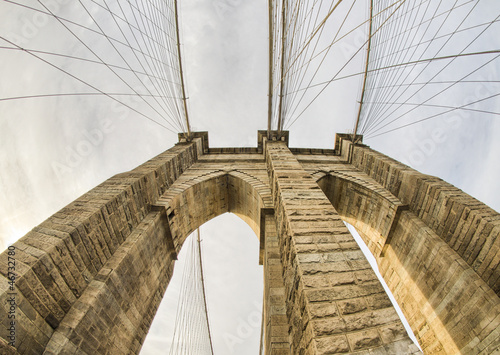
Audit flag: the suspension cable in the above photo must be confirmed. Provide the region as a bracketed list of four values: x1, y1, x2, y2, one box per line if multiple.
[353, 0, 374, 140]
[174, 0, 191, 139]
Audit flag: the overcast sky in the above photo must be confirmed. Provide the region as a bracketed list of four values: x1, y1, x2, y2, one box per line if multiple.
[1, 1, 499, 354]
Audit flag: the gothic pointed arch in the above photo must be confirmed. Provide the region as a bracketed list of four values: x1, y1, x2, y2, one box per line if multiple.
[315, 170, 403, 258]
[155, 169, 273, 252]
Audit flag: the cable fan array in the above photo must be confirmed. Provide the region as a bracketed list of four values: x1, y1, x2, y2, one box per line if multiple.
[1, 1, 498, 143]
[169, 230, 214, 355]
[267, 0, 500, 140]
[0, 0, 191, 135]
[267, 0, 405, 133]
[268, 0, 346, 133]
[355, 0, 500, 139]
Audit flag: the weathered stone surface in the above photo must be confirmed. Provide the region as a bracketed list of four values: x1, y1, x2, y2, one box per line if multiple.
[263, 213, 292, 354]
[264, 139, 416, 354]
[43, 210, 176, 354]
[0, 131, 498, 354]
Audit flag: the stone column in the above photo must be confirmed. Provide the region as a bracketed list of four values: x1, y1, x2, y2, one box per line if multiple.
[263, 211, 290, 354]
[265, 140, 420, 354]
[43, 210, 177, 354]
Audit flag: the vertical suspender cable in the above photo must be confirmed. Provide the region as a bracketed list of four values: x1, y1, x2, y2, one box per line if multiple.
[174, 0, 191, 139]
[353, 0, 374, 142]
[277, 0, 287, 134]
[258, 291, 265, 355]
[267, 0, 274, 137]
[197, 229, 215, 355]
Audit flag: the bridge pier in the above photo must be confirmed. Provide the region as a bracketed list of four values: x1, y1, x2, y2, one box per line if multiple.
[1, 131, 499, 354]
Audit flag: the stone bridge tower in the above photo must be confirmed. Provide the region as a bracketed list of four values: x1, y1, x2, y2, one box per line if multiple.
[1, 131, 499, 354]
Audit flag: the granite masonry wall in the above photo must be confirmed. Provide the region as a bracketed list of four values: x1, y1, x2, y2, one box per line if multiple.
[0, 131, 498, 354]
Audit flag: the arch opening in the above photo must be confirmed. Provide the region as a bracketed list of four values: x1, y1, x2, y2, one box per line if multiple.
[140, 171, 270, 354]
[140, 213, 263, 355]
[317, 173, 403, 258]
[156, 171, 271, 255]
